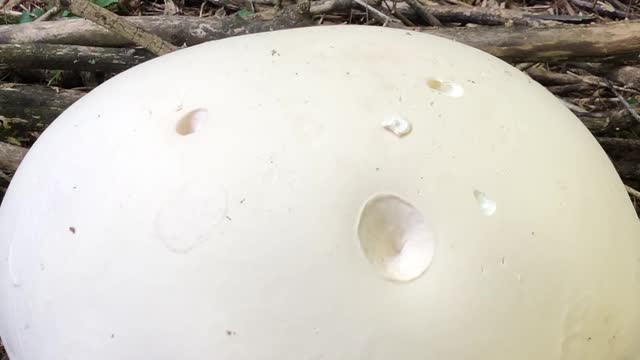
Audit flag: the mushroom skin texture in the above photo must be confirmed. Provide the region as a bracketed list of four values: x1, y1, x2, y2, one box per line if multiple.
[1, 25, 639, 360]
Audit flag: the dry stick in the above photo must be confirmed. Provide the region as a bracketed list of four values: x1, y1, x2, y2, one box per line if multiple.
[0, 9, 313, 46]
[608, 80, 640, 123]
[626, 185, 640, 200]
[0, 142, 27, 173]
[0, 0, 20, 10]
[0, 8, 19, 16]
[578, 109, 636, 133]
[0, 83, 85, 124]
[0, 169, 10, 182]
[309, 0, 352, 14]
[568, 0, 638, 18]
[420, 20, 640, 62]
[391, 6, 415, 25]
[404, 0, 441, 26]
[3, 16, 640, 62]
[34, 5, 60, 21]
[57, 0, 178, 55]
[351, 0, 399, 25]
[0, 43, 154, 72]
[423, 5, 548, 26]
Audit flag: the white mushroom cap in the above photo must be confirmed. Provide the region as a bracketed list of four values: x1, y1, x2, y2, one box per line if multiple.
[1, 25, 639, 360]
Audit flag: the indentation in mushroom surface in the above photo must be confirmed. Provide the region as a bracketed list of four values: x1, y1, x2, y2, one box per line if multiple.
[176, 108, 208, 135]
[426, 78, 464, 97]
[357, 194, 435, 282]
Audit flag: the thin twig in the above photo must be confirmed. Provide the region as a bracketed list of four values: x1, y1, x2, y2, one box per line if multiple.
[57, 0, 178, 55]
[34, 5, 60, 21]
[0, 169, 10, 182]
[392, 6, 415, 25]
[404, 0, 442, 25]
[0, 0, 20, 10]
[608, 80, 640, 123]
[352, 0, 399, 24]
[626, 185, 640, 200]
[0, 8, 20, 16]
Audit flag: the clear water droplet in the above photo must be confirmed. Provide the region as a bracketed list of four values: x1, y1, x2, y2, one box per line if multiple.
[382, 115, 412, 137]
[474, 189, 497, 216]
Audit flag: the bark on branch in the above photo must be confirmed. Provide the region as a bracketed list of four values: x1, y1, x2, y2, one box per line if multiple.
[0, 44, 153, 72]
[1, 17, 639, 62]
[0, 83, 84, 124]
[419, 20, 640, 62]
[0, 141, 27, 172]
[0, 9, 314, 47]
[56, 0, 179, 55]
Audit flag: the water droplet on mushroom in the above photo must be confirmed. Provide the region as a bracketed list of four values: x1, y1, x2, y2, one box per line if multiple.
[382, 115, 412, 137]
[473, 189, 497, 216]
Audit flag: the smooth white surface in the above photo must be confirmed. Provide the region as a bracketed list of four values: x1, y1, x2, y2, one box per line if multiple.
[1, 25, 639, 360]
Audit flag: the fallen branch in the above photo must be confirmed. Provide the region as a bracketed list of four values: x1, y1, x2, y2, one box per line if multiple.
[0, 141, 27, 172]
[0, 83, 84, 124]
[34, 6, 60, 22]
[0, 8, 20, 17]
[421, 4, 546, 26]
[0, 9, 314, 47]
[419, 20, 640, 62]
[626, 185, 640, 200]
[0, 44, 153, 72]
[1, 17, 638, 62]
[577, 109, 636, 133]
[597, 137, 640, 167]
[608, 80, 640, 123]
[568, 0, 638, 19]
[404, 0, 442, 26]
[352, 0, 400, 25]
[612, 160, 640, 180]
[56, 0, 179, 55]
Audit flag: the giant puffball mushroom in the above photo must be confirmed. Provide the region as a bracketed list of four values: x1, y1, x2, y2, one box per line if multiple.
[1, 25, 639, 360]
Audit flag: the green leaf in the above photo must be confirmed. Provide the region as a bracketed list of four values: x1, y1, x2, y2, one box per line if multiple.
[62, 10, 70, 16]
[5, 137, 21, 146]
[19, 10, 32, 23]
[31, 8, 45, 18]
[236, 8, 253, 18]
[627, 97, 638, 105]
[91, 0, 118, 8]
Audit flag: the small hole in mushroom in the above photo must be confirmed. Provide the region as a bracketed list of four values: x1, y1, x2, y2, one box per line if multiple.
[426, 78, 464, 98]
[176, 108, 207, 136]
[474, 189, 497, 216]
[357, 194, 435, 282]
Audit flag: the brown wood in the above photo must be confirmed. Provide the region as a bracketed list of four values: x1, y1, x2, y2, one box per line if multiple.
[57, 0, 179, 55]
[0, 44, 153, 72]
[0, 83, 84, 124]
[418, 20, 640, 62]
[0, 6, 314, 47]
[404, 0, 442, 26]
[0, 141, 27, 172]
[1, 18, 639, 62]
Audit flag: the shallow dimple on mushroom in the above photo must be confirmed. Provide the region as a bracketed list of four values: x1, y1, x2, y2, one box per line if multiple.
[357, 194, 435, 282]
[426, 78, 464, 98]
[474, 189, 497, 216]
[176, 108, 208, 136]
